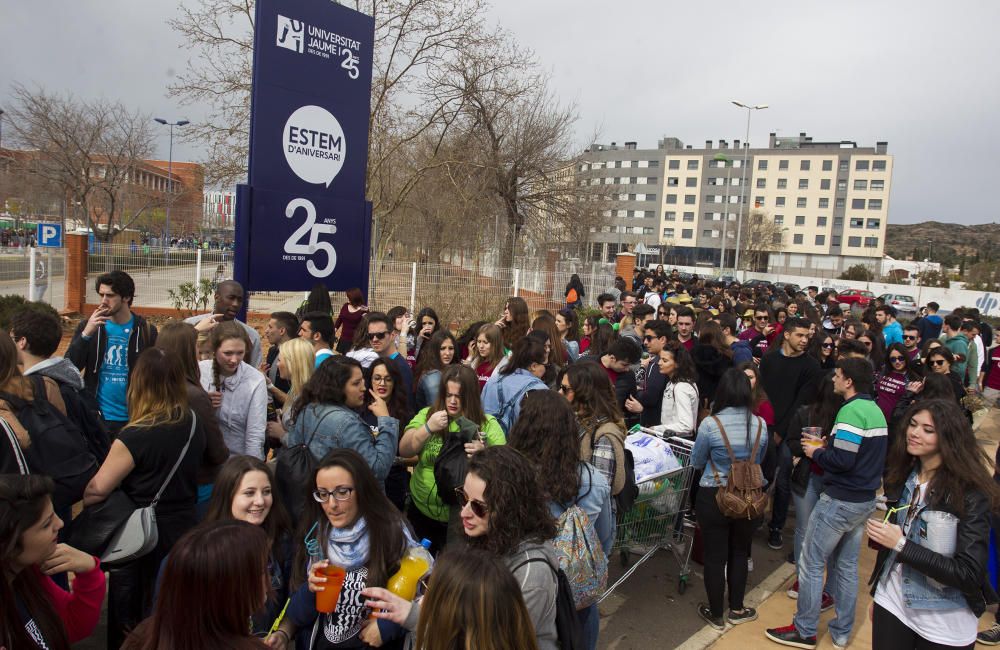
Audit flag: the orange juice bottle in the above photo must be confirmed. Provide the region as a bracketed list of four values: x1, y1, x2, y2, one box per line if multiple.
[386, 539, 432, 601]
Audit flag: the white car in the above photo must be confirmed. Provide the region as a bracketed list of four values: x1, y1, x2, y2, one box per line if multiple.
[879, 293, 918, 314]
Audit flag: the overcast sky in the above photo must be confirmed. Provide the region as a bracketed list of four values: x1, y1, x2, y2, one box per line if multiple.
[2, 0, 998, 225]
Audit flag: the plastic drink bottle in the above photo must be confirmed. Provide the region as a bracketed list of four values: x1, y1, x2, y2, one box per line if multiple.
[386, 539, 433, 601]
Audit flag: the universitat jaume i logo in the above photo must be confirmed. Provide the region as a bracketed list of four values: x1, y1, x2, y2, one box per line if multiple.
[276, 15, 304, 53]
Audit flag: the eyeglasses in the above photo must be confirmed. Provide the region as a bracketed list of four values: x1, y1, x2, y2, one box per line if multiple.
[372, 375, 392, 385]
[903, 335, 917, 341]
[889, 356, 906, 364]
[313, 487, 354, 503]
[929, 359, 947, 367]
[454, 487, 488, 518]
[558, 383, 573, 394]
[367, 331, 388, 341]
[821, 343, 834, 349]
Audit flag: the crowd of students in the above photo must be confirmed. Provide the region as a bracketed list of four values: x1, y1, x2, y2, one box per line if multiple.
[2, 266, 1000, 650]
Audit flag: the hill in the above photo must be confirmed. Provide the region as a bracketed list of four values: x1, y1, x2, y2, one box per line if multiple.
[885, 221, 1000, 267]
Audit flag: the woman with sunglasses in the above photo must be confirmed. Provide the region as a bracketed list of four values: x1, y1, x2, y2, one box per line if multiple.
[458, 445, 563, 650]
[809, 333, 838, 370]
[858, 329, 886, 369]
[866, 399, 1000, 650]
[413, 330, 459, 411]
[269, 449, 424, 650]
[508, 392, 615, 650]
[877, 343, 923, 424]
[401, 364, 505, 552]
[284, 356, 399, 484]
[921, 338, 944, 364]
[924, 347, 967, 405]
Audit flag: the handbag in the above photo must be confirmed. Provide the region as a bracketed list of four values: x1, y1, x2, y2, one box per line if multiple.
[434, 416, 479, 506]
[71, 413, 198, 566]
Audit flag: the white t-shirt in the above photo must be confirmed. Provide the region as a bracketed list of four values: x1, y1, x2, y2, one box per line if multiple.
[873, 481, 977, 646]
[645, 292, 662, 310]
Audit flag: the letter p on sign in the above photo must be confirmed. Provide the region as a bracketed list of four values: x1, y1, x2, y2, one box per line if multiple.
[36, 223, 62, 248]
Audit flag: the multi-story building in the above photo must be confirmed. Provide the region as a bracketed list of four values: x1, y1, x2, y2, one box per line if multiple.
[204, 190, 236, 229]
[579, 132, 893, 276]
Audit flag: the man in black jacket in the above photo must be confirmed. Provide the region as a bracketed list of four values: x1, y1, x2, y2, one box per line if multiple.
[65, 270, 157, 437]
[626, 320, 671, 427]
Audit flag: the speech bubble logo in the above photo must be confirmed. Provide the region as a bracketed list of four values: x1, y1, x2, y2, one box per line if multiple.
[282, 105, 346, 187]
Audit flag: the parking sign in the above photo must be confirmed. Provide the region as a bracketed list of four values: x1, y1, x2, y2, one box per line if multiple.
[36, 223, 62, 248]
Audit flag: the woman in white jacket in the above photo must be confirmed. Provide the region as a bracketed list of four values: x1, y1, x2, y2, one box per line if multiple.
[199, 321, 267, 459]
[653, 340, 700, 438]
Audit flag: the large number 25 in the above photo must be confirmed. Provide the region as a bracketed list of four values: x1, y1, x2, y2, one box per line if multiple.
[284, 198, 337, 278]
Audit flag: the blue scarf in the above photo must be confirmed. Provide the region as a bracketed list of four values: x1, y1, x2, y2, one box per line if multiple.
[324, 517, 370, 570]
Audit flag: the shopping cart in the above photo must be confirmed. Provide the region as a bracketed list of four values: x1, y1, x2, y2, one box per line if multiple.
[599, 433, 695, 600]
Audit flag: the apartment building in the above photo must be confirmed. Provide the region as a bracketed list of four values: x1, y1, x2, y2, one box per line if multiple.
[579, 133, 893, 276]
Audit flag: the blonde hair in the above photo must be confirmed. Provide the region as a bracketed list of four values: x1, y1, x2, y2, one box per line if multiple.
[278, 337, 315, 402]
[467, 324, 505, 370]
[127, 348, 189, 428]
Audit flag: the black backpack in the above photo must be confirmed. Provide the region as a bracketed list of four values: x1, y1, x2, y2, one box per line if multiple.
[512, 556, 585, 650]
[0, 375, 97, 511]
[55, 380, 111, 462]
[274, 410, 334, 520]
[433, 417, 479, 506]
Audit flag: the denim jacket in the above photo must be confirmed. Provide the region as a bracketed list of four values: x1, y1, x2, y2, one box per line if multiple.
[869, 468, 995, 615]
[548, 463, 616, 555]
[691, 408, 768, 488]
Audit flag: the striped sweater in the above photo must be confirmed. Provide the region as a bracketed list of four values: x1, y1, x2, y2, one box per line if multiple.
[812, 394, 888, 503]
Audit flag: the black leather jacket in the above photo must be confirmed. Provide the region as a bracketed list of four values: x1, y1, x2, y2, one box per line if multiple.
[867, 482, 997, 616]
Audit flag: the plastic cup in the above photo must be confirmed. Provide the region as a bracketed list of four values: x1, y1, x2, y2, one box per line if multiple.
[314, 563, 347, 613]
[802, 426, 824, 448]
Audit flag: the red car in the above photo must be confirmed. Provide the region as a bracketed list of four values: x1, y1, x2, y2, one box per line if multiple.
[838, 289, 875, 309]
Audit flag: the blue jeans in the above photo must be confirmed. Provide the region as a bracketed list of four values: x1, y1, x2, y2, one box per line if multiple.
[579, 602, 599, 650]
[769, 441, 792, 532]
[791, 472, 823, 564]
[794, 493, 874, 643]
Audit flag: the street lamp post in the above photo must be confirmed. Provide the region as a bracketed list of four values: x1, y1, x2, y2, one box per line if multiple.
[0, 108, 5, 151]
[730, 101, 768, 276]
[714, 152, 731, 271]
[153, 118, 189, 250]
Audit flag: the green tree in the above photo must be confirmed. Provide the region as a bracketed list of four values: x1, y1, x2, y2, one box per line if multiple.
[839, 264, 874, 281]
[914, 269, 950, 288]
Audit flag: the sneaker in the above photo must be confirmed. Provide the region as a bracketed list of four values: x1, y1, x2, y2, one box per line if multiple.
[786, 580, 799, 599]
[831, 638, 847, 650]
[820, 592, 835, 612]
[979, 622, 1000, 645]
[764, 624, 817, 649]
[768, 529, 784, 550]
[697, 603, 726, 631]
[728, 607, 758, 625]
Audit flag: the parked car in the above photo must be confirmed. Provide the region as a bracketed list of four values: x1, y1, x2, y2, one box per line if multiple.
[879, 293, 918, 314]
[774, 282, 801, 295]
[838, 289, 875, 309]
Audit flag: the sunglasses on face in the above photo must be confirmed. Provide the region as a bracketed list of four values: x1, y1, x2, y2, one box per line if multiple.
[454, 487, 488, 518]
[755, 316, 769, 321]
[929, 359, 947, 367]
[558, 383, 573, 393]
[889, 356, 906, 363]
[821, 343, 834, 349]
[643, 334, 658, 342]
[368, 331, 388, 340]
[903, 335, 917, 341]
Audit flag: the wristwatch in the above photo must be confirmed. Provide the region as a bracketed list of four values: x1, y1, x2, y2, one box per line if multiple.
[893, 537, 906, 553]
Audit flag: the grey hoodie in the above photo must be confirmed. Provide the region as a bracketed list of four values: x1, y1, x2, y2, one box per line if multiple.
[505, 542, 559, 650]
[23, 357, 85, 390]
[198, 359, 268, 459]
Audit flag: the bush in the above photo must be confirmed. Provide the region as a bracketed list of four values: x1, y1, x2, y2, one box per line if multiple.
[839, 264, 874, 281]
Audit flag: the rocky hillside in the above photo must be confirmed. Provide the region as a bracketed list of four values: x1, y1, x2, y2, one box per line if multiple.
[886, 221, 1000, 266]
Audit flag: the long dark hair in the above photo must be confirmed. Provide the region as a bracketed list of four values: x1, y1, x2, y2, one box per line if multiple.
[0, 475, 69, 650]
[126, 521, 270, 650]
[508, 390, 582, 504]
[500, 337, 546, 376]
[885, 399, 1000, 516]
[585, 322, 616, 358]
[882, 342, 920, 379]
[203, 456, 292, 549]
[292, 449, 408, 588]
[564, 362, 624, 430]
[155, 321, 201, 385]
[531, 314, 567, 366]
[501, 297, 530, 349]
[466, 446, 557, 557]
[710, 368, 757, 444]
[696, 321, 732, 359]
[415, 329, 459, 382]
[806, 374, 843, 436]
[661, 340, 698, 385]
[558, 308, 580, 343]
[302, 283, 333, 315]
[366, 358, 411, 424]
[433, 365, 485, 426]
[291, 355, 362, 422]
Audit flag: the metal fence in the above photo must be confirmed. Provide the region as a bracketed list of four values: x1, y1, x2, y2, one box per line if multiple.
[0, 245, 66, 307]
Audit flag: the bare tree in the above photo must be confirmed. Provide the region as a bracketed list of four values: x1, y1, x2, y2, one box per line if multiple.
[738, 209, 785, 272]
[4, 84, 159, 242]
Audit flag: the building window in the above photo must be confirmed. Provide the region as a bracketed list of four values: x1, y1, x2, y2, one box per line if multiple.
[871, 180, 885, 191]
[793, 234, 804, 245]
[776, 196, 786, 207]
[772, 233, 783, 244]
[684, 194, 696, 205]
[664, 211, 676, 221]
[702, 229, 713, 238]
[756, 178, 766, 188]
[852, 198, 866, 209]
[758, 160, 768, 170]
[643, 227, 654, 234]
[647, 194, 657, 202]
[683, 212, 695, 221]
[834, 216, 844, 227]
[865, 237, 879, 248]
[663, 228, 674, 238]
[687, 160, 699, 170]
[779, 160, 789, 170]
[839, 160, 849, 172]
[648, 160, 660, 168]
[773, 215, 784, 225]
[798, 179, 809, 190]
[853, 179, 867, 190]
[795, 215, 806, 226]
[848, 236, 862, 247]
[754, 196, 764, 206]
[682, 229, 693, 239]
[867, 218, 881, 229]
[800, 160, 810, 171]
[856, 159, 870, 171]
[685, 177, 697, 187]
[666, 194, 677, 204]
[836, 198, 846, 209]
[820, 179, 831, 190]
[796, 197, 807, 208]
[819, 198, 830, 209]
[668, 160, 680, 170]
[837, 180, 847, 191]
[777, 178, 788, 189]
[822, 160, 833, 171]
[667, 177, 678, 186]
[869, 199, 883, 210]
[815, 234, 826, 246]
[872, 160, 886, 171]
[629, 177, 638, 184]
[647, 177, 658, 185]
[817, 216, 828, 227]
[850, 217, 864, 228]
[832, 235, 842, 246]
